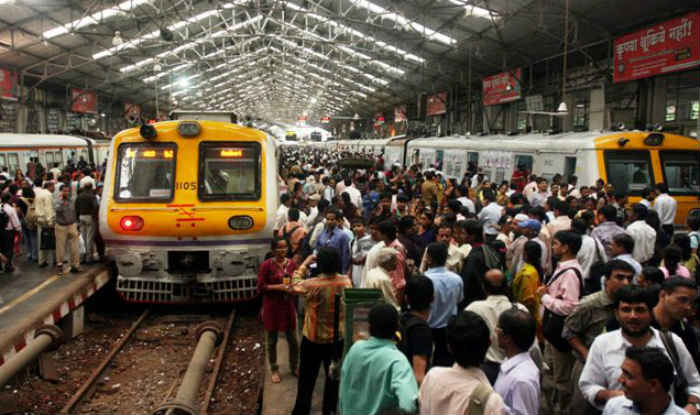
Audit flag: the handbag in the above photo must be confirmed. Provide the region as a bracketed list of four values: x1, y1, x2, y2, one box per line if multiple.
[40, 227, 56, 250]
[542, 267, 582, 352]
[659, 330, 689, 406]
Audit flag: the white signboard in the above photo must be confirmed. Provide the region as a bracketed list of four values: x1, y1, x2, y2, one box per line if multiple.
[419, 148, 436, 169]
[481, 151, 514, 169]
[443, 150, 467, 179]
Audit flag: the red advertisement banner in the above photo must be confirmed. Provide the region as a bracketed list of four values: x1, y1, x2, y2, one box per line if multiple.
[71, 88, 98, 114]
[394, 105, 407, 122]
[374, 112, 385, 126]
[482, 68, 522, 106]
[0, 69, 18, 100]
[426, 92, 447, 116]
[614, 11, 699, 83]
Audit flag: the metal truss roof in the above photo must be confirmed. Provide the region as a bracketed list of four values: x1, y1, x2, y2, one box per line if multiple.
[0, 0, 696, 123]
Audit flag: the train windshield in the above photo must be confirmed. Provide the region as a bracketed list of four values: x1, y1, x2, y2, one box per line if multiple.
[198, 142, 260, 201]
[660, 151, 700, 195]
[115, 143, 176, 202]
[603, 150, 654, 196]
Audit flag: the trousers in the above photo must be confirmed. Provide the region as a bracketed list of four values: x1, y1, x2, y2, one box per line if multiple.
[79, 215, 96, 261]
[431, 327, 454, 367]
[267, 330, 299, 372]
[291, 337, 342, 415]
[37, 224, 54, 265]
[542, 340, 576, 415]
[55, 223, 80, 268]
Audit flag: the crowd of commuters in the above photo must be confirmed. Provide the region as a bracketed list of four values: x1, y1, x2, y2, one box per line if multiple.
[0, 156, 106, 276]
[258, 145, 700, 415]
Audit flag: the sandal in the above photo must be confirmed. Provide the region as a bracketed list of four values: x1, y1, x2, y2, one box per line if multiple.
[271, 371, 281, 383]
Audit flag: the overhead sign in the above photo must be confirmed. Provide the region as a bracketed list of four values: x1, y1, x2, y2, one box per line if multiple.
[70, 88, 98, 114]
[0, 69, 18, 100]
[426, 92, 447, 116]
[394, 105, 407, 122]
[482, 68, 522, 106]
[320, 116, 331, 123]
[614, 11, 699, 83]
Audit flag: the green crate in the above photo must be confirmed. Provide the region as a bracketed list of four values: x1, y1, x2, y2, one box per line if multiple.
[343, 288, 384, 355]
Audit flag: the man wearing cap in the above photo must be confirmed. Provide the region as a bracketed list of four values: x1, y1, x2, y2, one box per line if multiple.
[509, 219, 547, 275]
[306, 193, 321, 225]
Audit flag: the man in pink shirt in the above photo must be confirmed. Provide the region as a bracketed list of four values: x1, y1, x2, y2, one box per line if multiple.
[536, 230, 583, 415]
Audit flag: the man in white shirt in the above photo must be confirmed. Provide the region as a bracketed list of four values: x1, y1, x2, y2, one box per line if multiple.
[547, 199, 572, 236]
[274, 193, 291, 232]
[365, 248, 401, 310]
[494, 308, 541, 415]
[342, 177, 363, 213]
[466, 269, 529, 384]
[611, 233, 642, 278]
[1, 193, 22, 272]
[522, 175, 538, 200]
[306, 194, 321, 225]
[579, 285, 700, 414]
[639, 187, 655, 210]
[477, 189, 504, 236]
[625, 203, 657, 264]
[653, 183, 677, 238]
[419, 311, 506, 415]
[35, 180, 56, 267]
[456, 186, 476, 214]
[527, 178, 550, 208]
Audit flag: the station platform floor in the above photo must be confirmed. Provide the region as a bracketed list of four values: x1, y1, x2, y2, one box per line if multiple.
[262, 335, 323, 414]
[0, 257, 110, 367]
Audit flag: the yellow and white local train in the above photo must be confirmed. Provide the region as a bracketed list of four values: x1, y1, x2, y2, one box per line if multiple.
[322, 131, 700, 224]
[99, 113, 278, 303]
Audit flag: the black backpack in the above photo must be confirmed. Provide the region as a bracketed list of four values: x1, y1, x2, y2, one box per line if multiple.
[281, 224, 301, 258]
[0, 204, 9, 231]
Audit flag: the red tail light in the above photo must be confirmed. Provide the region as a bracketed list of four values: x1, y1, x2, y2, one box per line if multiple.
[120, 216, 144, 231]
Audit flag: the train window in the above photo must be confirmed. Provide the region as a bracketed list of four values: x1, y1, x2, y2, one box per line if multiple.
[114, 143, 176, 202]
[198, 142, 260, 201]
[0, 154, 5, 168]
[46, 152, 54, 164]
[8, 153, 19, 171]
[603, 150, 654, 196]
[660, 151, 700, 196]
[54, 151, 62, 164]
[514, 155, 533, 172]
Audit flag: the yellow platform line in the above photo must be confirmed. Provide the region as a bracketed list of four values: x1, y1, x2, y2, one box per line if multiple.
[0, 275, 60, 316]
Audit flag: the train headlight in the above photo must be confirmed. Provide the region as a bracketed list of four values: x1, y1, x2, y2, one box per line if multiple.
[140, 124, 157, 140]
[644, 133, 664, 146]
[228, 215, 253, 230]
[178, 121, 201, 137]
[120, 216, 144, 231]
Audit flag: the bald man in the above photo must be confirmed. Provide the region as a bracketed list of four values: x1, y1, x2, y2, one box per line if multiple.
[466, 268, 531, 385]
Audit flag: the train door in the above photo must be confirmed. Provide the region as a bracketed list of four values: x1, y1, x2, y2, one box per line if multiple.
[564, 156, 577, 181]
[467, 152, 479, 174]
[659, 150, 700, 223]
[436, 150, 444, 170]
[0, 154, 6, 169]
[7, 153, 19, 172]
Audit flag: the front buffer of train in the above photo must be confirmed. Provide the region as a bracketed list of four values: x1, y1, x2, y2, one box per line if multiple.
[103, 120, 274, 304]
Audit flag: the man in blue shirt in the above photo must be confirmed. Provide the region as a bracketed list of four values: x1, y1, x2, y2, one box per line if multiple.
[423, 242, 464, 366]
[316, 209, 351, 274]
[339, 304, 418, 414]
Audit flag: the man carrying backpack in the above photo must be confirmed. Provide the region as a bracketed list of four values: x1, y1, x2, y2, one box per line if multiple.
[0, 192, 21, 273]
[276, 208, 307, 259]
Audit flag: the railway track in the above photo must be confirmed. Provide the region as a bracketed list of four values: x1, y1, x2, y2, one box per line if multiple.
[59, 308, 238, 415]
